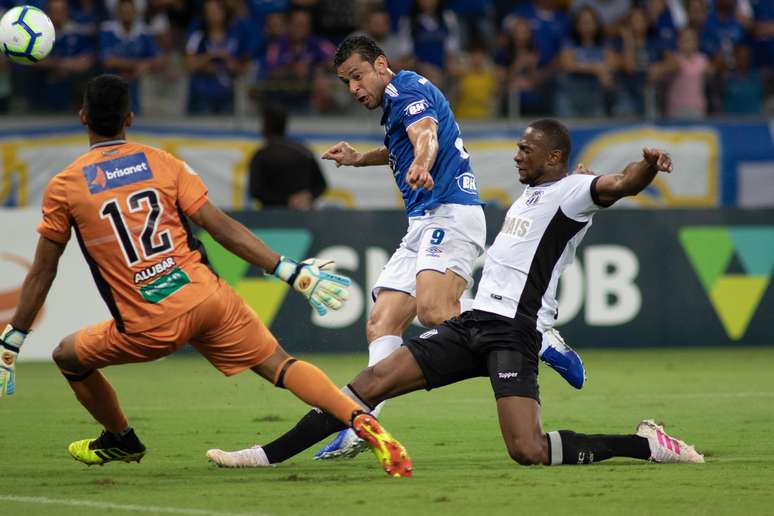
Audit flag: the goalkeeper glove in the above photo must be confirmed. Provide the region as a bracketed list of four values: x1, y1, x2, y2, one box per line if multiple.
[272, 257, 350, 316]
[1, 324, 27, 397]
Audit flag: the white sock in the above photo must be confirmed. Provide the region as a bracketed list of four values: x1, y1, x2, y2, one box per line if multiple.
[253, 446, 270, 466]
[368, 335, 402, 366]
[366, 335, 402, 419]
[459, 297, 474, 313]
[539, 332, 549, 358]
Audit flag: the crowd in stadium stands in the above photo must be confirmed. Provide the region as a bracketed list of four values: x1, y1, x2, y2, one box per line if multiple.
[1, 0, 772, 118]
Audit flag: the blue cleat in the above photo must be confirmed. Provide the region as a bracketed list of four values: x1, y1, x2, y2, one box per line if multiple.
[314, 428, 367, 460]
[540, 328, 586, 389]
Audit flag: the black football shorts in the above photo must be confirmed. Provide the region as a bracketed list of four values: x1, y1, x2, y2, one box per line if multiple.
[403, 309, 541, 401]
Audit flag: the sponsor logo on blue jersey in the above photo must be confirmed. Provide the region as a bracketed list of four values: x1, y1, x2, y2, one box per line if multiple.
[404, 100, 428, 116]
[83, 152, 153, 194]
[456, 172, 478, 194]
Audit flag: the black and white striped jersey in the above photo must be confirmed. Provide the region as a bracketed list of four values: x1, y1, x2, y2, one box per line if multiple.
[472, 174, 608, 329]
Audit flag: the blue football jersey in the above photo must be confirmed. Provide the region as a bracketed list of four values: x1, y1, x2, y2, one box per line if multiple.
[380, 70, 482, 216]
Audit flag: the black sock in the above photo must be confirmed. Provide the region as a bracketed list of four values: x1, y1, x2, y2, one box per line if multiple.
[263, 408, 347, 464]
[546, 431, 651, 465]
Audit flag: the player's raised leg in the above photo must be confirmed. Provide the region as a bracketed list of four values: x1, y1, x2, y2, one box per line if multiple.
[52, 332, 146, 466]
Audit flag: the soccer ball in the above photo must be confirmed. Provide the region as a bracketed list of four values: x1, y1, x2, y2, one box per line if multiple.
[0, 5, 55, 65]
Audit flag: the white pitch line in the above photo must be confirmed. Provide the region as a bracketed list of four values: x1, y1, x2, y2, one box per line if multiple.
[0, 495, 271, 516]
[566, 391, 774, 402]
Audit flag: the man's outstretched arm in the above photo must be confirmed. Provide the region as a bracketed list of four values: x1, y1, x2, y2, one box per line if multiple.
[190, 200, 349, 315]
[10, 236, 66, 331]
[593, 147, 673, 206]
[1, 236, 66, 397]
[321, 142, 389, 168]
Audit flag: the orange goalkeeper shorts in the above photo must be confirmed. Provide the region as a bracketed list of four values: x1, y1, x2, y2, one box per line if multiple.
[74, 280, 278, 376]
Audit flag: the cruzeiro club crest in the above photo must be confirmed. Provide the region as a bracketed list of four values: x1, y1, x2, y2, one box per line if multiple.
[679, 226, 774, 340]
[197, 229, 312, 327]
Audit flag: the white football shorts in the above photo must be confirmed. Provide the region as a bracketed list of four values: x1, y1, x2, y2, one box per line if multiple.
[372, 204, 486, 300]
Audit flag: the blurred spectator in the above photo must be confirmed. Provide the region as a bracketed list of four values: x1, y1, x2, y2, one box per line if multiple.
[496, 16, 546, 116]
[305, 0, 358, 45]
[663, 27, 712, 119]
[557, 6, 615, 117]
[185, 0, 242, 114]
[645, 0, 679, 53]
[223, 0, 257, 59]
[69, 0, 110, 25]
[571, 0, 632, 35]
[70, 0, 109, 37]
[144, 0, 173, 51]
[453, 41, 497, 119]
[246, 0, 288, 25]
[262, 8, 335, 112]
[37, 0, 97, 112]
[248, 103, 327, 210]
[446, 0, 496, 50]
[386, 0, 412, 32]
[750, 0, 774, 69]
[723, 42, 764, 114]
[99, 0, 164, 113]
[685, 0, 715, 54]
[613, 6, 664, 116]
[501, 0, 569, 116]
[704, 0, 749, 112]
[0, 55, 9, 113]
[398, 0, 462, 87]
[252, 10, 286, 80]
[351, 6, 410, 71]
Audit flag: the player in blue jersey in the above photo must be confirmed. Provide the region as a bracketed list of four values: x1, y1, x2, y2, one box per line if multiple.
[313, 35, 586, 459]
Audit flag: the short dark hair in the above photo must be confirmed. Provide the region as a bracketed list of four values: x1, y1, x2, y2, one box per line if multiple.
[333, 35, 385, 68]
[262, 103, 287, 137]
[83, 74, 130, 138]
[528, 119, 571, 163]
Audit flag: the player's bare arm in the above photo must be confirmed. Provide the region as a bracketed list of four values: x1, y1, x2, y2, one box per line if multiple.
[405, 117, 438, 191]
[190, 200, 349, 315]
[321, 142, 389, 168]
[593, 147, 673, 205]
[10, 236, 66, 331]
[1, 236, 65, 397]
[190, 200, 280, 272]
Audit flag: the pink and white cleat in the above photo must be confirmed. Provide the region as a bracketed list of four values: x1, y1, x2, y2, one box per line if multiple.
[635, 419, 705, 464]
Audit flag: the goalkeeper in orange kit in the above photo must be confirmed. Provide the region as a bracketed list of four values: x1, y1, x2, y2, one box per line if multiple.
[0, 74, 412, 478]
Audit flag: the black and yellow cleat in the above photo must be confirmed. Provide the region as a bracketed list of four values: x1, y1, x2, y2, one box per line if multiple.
[68, 429, 146, 466]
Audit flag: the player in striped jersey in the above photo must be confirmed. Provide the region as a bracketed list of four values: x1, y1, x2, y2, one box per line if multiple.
[207, 119, 703, 468]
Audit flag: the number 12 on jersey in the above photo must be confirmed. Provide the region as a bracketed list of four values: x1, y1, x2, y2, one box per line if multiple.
[100, 188, 173, 265]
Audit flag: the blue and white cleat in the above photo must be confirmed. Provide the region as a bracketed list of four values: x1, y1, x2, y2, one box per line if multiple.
[314, 428, 368, 460]
[540, 328, 586, 389]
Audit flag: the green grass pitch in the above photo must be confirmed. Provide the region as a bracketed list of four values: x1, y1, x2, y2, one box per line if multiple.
[4, 348, 774, 515]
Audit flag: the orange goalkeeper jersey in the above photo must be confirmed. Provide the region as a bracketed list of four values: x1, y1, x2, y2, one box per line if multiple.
[37, 139, 219, 333]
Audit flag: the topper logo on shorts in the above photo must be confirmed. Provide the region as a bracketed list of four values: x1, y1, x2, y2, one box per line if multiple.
[456, 172, 477, 194]
[405, 100, 428, 116]
[83, 152, 153, 194]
